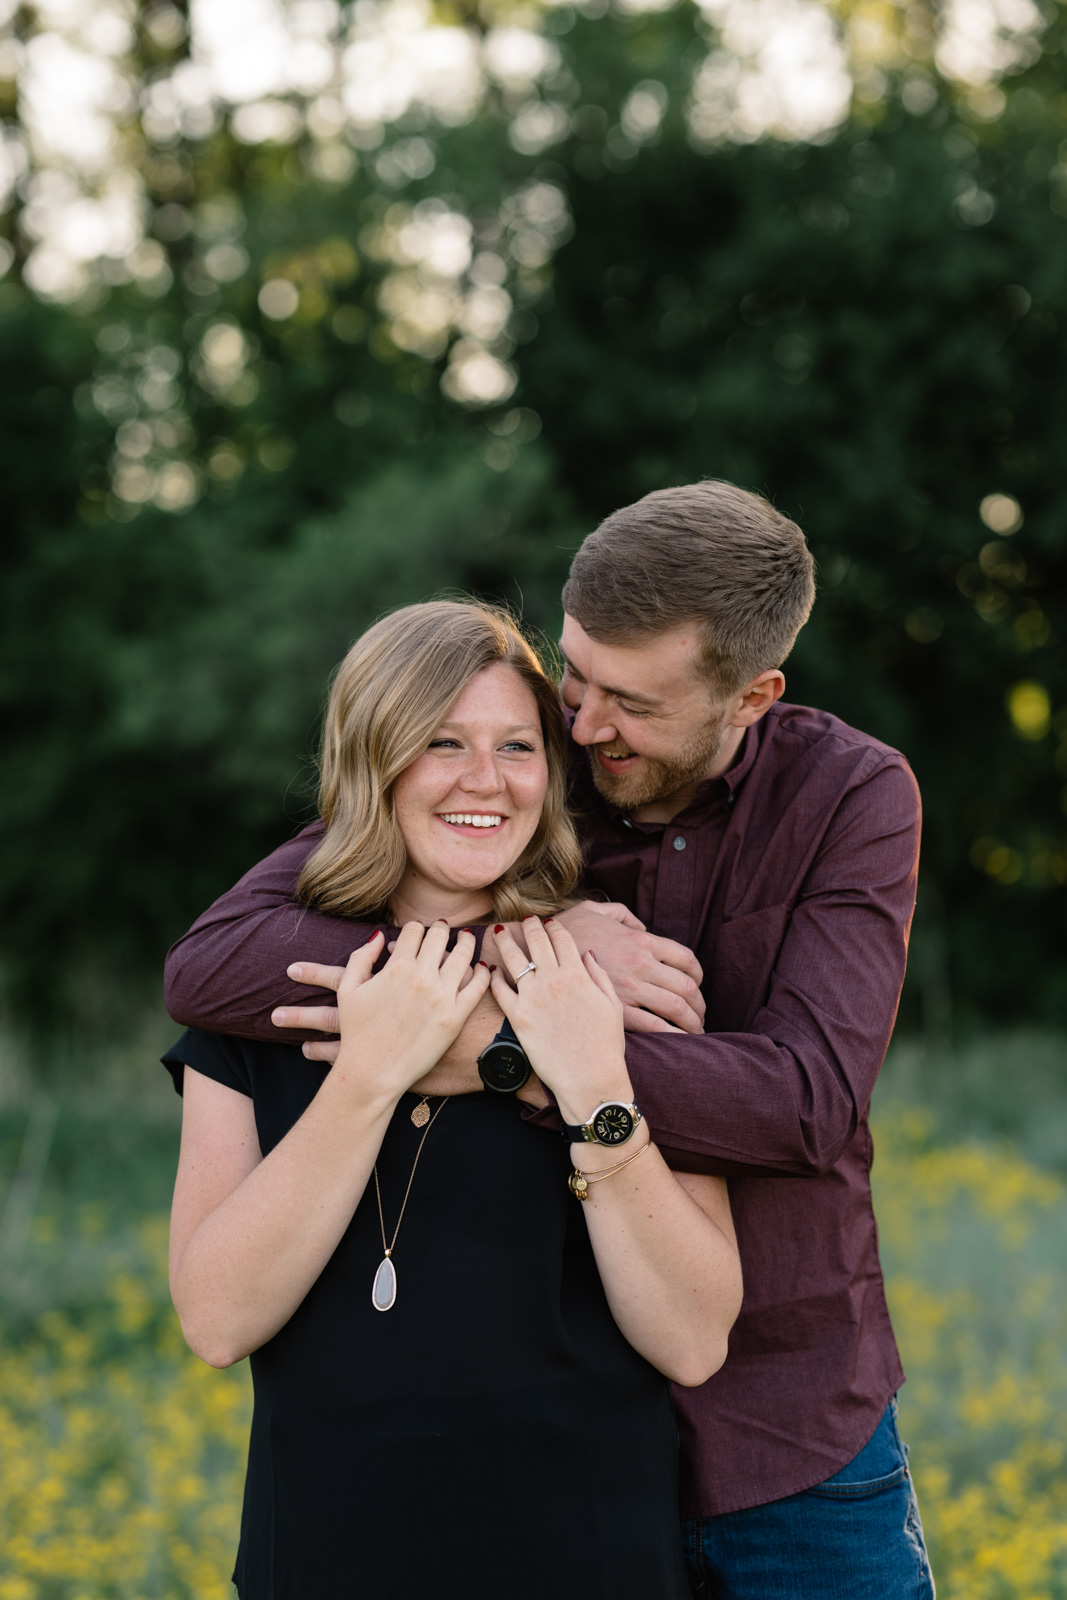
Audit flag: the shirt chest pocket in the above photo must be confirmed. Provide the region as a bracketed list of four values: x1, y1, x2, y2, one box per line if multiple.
[706, 902, 792, 1032]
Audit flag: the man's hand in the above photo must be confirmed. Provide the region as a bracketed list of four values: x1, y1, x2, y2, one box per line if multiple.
[271, 963, 342, 1060]
[482, 902, 705, 1035]
[570, 900, 647, 931]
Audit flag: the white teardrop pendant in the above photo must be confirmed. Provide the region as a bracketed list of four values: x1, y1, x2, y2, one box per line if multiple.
[372, 1255, 397, 1312]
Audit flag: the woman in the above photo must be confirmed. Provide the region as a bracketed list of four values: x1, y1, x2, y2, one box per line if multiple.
[163, 600, 742, 1600]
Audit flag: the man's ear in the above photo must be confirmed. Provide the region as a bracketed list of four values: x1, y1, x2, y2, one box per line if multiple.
[727, 670, 786, 728]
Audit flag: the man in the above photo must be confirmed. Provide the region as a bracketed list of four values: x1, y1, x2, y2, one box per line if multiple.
[165, 480, 932, 1598]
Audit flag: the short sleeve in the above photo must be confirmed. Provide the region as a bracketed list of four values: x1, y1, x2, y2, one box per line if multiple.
[161, 1028, 254, 1099]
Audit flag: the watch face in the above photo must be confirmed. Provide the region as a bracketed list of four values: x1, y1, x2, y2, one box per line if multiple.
[478, 1041, 530, 1094]
[591, 1104, 636, 1145]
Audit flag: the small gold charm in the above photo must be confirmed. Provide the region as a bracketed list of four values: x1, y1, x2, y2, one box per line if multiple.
[410, 1099, 430, 1128]
[568, 1172, 589, 1201]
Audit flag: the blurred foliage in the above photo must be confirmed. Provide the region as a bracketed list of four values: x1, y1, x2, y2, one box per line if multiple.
[2, 1, 1066, 1027]
[0, 1215, 249, 1598]
[872, 1103, 1067, 1600]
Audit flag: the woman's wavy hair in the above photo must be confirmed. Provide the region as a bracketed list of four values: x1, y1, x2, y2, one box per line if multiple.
[297, 600, 582, 921]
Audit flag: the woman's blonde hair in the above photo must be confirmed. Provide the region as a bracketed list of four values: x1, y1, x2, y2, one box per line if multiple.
[297, 600, 582, 921]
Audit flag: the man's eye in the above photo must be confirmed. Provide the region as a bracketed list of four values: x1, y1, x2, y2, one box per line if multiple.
[618, 705, 650, 718]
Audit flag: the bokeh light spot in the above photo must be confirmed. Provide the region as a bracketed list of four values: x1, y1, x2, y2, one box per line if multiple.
[259, 278, 300, 319]
[980, 492, 1023, 535]
[1007, 682, 1051, 741]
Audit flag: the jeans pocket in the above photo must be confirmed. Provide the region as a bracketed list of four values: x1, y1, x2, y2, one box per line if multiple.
[803, 1463, 910, 1501]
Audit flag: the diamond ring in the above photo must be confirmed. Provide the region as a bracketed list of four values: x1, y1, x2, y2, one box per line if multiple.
[514, 962, 537, 982]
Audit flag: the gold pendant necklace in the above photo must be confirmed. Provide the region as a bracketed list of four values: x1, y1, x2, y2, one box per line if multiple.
[371, 1097, 449, 1313]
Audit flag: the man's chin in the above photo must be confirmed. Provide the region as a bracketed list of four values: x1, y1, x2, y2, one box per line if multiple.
[587, 730, 725, 811]
[589, 753, 660, 810]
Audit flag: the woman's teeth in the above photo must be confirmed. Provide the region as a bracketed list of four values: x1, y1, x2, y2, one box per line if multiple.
[439, 813, 503, 828]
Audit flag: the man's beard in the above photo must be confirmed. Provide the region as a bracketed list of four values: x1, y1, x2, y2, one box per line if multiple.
[587, 717, 728, 811]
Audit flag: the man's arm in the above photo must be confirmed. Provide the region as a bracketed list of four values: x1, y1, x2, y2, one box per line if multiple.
[164, 824, 703, 1044]
[621, 760, 921, 1177]
[164, 822, 387, 1044]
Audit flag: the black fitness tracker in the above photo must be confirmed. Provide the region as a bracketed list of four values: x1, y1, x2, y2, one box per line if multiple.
[477, 1017, 532, 1094]
[559, 1101, 643, 1147]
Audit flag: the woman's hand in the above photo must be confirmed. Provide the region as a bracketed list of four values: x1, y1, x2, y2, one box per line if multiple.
[489, 918, 633, 1128]
[331, 922, 491, 1106]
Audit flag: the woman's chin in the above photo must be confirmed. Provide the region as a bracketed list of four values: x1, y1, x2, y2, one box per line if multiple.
[434, 840, 526, 885]
[438, 867, 505, 898]
[401, 836, 535, 908]
[398, 864, 499, 914]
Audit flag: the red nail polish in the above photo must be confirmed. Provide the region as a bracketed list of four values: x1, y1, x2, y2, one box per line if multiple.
[489, 964, 498, 972]
[494, 924, 504, 933]
[477, 960, 489, 969]
[544, 917, 554, 924]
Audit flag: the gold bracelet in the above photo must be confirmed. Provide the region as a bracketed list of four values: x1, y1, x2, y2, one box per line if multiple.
[568, 1137, 651, 1201]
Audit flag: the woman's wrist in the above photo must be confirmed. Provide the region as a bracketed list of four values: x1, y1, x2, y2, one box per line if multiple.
[569, 1119, 652, 1173]
[327, 1046, 408, 1121]
[554, 1070, 636, 1135]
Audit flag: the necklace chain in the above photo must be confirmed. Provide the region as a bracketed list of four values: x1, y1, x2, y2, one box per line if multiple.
[374, 1097, 449, 1260]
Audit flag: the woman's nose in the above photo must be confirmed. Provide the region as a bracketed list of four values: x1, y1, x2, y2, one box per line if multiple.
[458, 753, 504, 793]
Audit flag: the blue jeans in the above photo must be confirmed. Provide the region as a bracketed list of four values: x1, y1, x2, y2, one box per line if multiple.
[682, 1399, 935, 1599]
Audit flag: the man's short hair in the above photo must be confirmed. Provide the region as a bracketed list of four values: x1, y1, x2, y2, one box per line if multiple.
[561, 480, 816, 698]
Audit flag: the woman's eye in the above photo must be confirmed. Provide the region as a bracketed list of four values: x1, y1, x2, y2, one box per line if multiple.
[502, 741, 535, 753]
[428, 739, 460, 750]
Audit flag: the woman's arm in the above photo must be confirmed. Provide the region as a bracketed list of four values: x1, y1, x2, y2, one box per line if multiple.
[170, 1063, 394, 1368]
[569, 1141, 739, 1387]
[169, 925, 490, 1368]
[490, 920, 743, 1386]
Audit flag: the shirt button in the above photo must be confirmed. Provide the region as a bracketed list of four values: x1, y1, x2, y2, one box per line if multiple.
[672, 835, 686, 852]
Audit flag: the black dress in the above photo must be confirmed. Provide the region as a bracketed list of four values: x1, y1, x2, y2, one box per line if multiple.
[162, 1031, 690, 1600]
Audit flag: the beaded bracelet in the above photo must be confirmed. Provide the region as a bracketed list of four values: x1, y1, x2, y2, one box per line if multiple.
[568, 1138, 651, 1201]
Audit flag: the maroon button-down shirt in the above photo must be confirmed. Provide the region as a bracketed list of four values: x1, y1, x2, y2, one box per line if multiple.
[164, 701, 920, 1518]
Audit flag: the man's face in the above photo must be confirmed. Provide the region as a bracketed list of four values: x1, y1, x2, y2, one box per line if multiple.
[559, 616, 729, 810]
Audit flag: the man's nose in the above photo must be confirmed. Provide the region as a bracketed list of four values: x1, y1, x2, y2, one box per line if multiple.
[570, 692, 618, 748]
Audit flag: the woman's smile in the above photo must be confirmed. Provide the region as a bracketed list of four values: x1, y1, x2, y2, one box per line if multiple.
[436, 811, 507, 832]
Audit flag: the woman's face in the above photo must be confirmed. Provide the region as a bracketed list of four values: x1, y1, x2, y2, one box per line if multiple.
[391, 662, 549, 916]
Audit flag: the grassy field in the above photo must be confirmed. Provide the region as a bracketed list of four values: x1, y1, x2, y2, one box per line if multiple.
[1, 1030, 1066, 1598]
